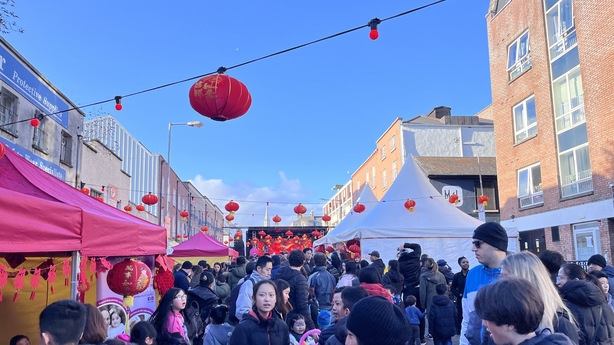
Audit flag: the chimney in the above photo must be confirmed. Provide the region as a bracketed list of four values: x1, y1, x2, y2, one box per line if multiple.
[427, 106, 452, 119]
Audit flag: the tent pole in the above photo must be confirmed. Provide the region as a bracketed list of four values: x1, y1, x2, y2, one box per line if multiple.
[70, 251, 80, 300]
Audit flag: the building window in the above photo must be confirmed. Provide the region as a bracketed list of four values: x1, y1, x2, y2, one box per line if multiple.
[513, 95, 537, 143]
[0, 88, 18, 134]
[545, 0, 576, 61]
[60, 131, 73, 165]
[371, 165, 376, 189]
[553, 68, 584, 132]
[356, 178, 360, 191]
[32, 115, 48, 151]
[559, 144, 592, 197]
[392, 160, 397, 181]
[91, 189, 102, 198]
[507, 30, 532, 81]
[517, 163, 543, 208]
[365, 172, 369, 188]
[390, 135, 396, 151]
[475, 181, 497, 211]
[573, 222, 600, 260]
[382, 168, 387, 190]
[381, 145, 386, 160]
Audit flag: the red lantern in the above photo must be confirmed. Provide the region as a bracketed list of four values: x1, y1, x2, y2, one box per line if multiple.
[285, 230, 293, 238]
[349, 244, 361, 253]
[235, 230, 242, 238]
[96, 196, 104, 202]
[322, 214, 331, 223]
[294, 203, 307, 218]
[272, 215, 282, 225]
[311, 230, 321, 237]
[180, 210, 189, 221]
[258, 230, 266, 237]
[136, 204, 145, 214]
[107, 259, 152, 306]
[353, 203, 366, 213]
[246, 241, 251, 246]
[315, 245, 325, 253]
[81, 187, 90, 195]
[30, 118, 40, 127]
[142, 193, 159, 206]
[201, 226, 209, 232]
[189, 73, 252, 122]
[225, 200, 240, 214]
[449, 194, 459, 205]
[404, 199, 416, 212]
[124, 205, 133, 213]
[229, 237, 234, 242]
[225, 214, 235, 222]
[224, 240, 228, 245]
[0, 142, 5, 159]
[479, 195, 489, 207]
[326, 246, 335, 253]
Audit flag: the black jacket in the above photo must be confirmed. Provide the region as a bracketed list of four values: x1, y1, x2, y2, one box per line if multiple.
[370, 259, 385, 277]
[319, 321, 336, 345]
[187, 285, 221, 323]
[325, 316, 348, 345]
[229, 308, 290, 345]
[276, 266, 316, 330]
[174, 270, 190, 292]
[450, 271, 467, 302]
[382, 270, 404, 295]
[428, 294, 457, 339]
[517, 329, 574, 345]
[559, 279, 614, 345]
[398, 243, 422, 290]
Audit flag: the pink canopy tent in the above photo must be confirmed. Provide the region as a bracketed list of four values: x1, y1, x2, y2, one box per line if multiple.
[0, 145, 166, 256]
[170, 232, 239, 258]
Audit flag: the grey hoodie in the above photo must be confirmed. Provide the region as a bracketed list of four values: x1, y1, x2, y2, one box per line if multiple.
[203, 323, 234, 345]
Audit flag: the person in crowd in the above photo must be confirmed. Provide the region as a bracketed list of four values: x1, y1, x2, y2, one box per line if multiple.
[419, 258, 446, 315]
[198, 260, 208, 270]
[212, 263, 222, 280]
[227, 256, 247, 291]
[461, 222, 508, 345]
[437, 260, 455, 285]
[277, 250, 317, 332]
[538, 250, 566, 284]
[238, 261, 257, 285]
[358, 265, 392, 302]
[190, 265, 204, 289]
[150, 288, 190, 345]
[271, 255, 282, 279]
[188, 271, 221, 324]
[337, 260, 359, 288]
[590, 271, 614, 312]
[501, 251, 578, 344]
[229, 280, 290, 345]
[275, 279, 293, 321]
[107, 305, 126, 339]
[304, 248, 315, 277]
[319, 287, 346, 345]
[474, 278, 574, 345]
[173, 264, 182, 275]
[10, 335, 31, 345]
[420, 254, 429, 275]
[329, 252, 342, 281]
[308, 252, 337, 329]
[288, 313, 316, 345]
[398, 242, 424, 343]
[174, 261, 193, 293]
[358, 260, 369, 270]
[321, 286, 369, 345]
[405, 295, 425, 345]
[368, 251, 385, 277]
[80, 304, 108, 343]
[39, 299, 87, 345]
[428, 284, 457, 345]
[215, 274, 231, 303]
[235, 256, 274, 320]
[451, 256, 469, 335]
[354, 256, 361, 265]
[382, 259, 404, 296]
[346, 295, 410, 345]
[557, 263, 614, 345]
[203, 304, 234, 345]
[588, 254, 614, 295]
[385, 286, 402, 307]
[130, 321, 157, 345]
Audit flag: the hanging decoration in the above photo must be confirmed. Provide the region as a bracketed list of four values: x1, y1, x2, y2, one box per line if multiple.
[0, 263, 7, 301]
[225, 200, 240, 215]
[107, 258, 152, 306]
[77, 256, 90, 303]
[404, 199, 416, 212]
[235, 230, 242, 240]
[189, 71, 252, 122]
[201, 226, 209, 233]
[90, 257, 97, 281]
[368, 18, 381, 40]
[180, 210, 189, 221]
[0, 142, 5, 159]
[142, 193, 159, 206]
[326, 246, 335, 253]
[62, 258, 71, 286]
[449, 194, 459, 205]
[114, 96, 123, 110]
[322, 214, 331, 224]
[272, 215, 282, 225]
[478, 195, 489, 207]
[294, 203, 307, 218]
[285, 230, 293, 238]
[124, 205, 133, 213]
[353, 203, 366, 213]
[311, 230, 321, 239]
[96, 196, 104, 202]
[224, 240, 228, 245]
[13, 268, 26, 302]
[80, 187, 90, 195]
[48, 264, 57, 294]
[349, 244, 361, 253]
[225, 214, 235, 222]
[30, 118, 40, 127]
[154, 269, 174, 299]
[136, 204, 145, 214]
[229, 237, 234, 242]
[258, 230, 266, 238]
[30, 268, 41, 300]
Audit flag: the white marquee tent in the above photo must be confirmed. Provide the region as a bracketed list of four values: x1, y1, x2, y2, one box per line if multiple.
[323, 156, 518, 271]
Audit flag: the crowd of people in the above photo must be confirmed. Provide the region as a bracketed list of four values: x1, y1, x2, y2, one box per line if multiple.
[17, 221, 614, 345]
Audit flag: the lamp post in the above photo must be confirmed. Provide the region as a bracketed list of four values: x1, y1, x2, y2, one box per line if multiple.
[167, 121, 204, 240]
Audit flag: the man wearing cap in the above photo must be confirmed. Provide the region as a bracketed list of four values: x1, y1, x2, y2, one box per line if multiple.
[368, 251, 385, 277]
[460, 222, 508, 345]
[174, 261, 193, 292]
[588, 254, 614, 297]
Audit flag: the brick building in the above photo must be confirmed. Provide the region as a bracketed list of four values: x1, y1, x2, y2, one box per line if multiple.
[487, 0, 614, 260]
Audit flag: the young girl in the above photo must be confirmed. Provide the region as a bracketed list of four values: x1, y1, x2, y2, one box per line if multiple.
[229, 280, 290, 345]
[150, 287, 190, 345]
[130, 321, 158, 345]
[107, 305, 127, 339]
[275, 279, 293, 321]
[287, 314, 315, 345]
[203, 305, 234, 345]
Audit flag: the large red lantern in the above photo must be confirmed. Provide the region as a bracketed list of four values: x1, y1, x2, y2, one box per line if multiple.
[96, 196, 104, 202]
[80, 187, 90, 195]
[189, 73, 252, 122]
[124, 205, 133, 213]
[404, 199, 416, 212]
[285, 230, 293, 238]
[225, 214, 235, 222]
[272, 215, 282, 225]
[478, 195, 489, 207]
[136, 204, 145, 214]
[294, 203, 307, 218]
[322, 214, 331, 224]
[180, 210, 189, 221]
[0, 142, 4, 159]
[225, 200, 240, 215]
[258, 230, 266, 237]
[353, 203, 366, 213]
[201, 226, 209, 233]
[107, 259, 152, 306]
[142, 193, 158, 206]
[349, 244, 361, 253]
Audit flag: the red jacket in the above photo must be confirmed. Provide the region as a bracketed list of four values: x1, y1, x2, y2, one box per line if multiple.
[359, 282, 393, 302]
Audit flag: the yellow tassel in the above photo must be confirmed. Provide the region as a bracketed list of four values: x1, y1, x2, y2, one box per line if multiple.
[483, 201, 488, 207]
[123, 295, 134, 307]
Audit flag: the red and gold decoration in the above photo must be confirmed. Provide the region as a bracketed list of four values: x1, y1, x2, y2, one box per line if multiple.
[29, 268, 41, 300]
[13, 268, 26, 302]
[30, 118, 40, 127]
[294, 203, 307, 218]
[225, 214, 235, 222]
[141, 192, 159, 206]
[62, 258, 71, 286]
[326, 246, 335, 253]
[180, 210, 189, 221]
[322, 214, 331, 224]
[478, 195, 489, 207]
[189, 72, 252, 122]
[136, 204, 145, 214]
[224, 240, 228, 245]
[201, 226, 209, 233]
[107, 259, 152, 307]
[0, 263, 7, 301]
[272, 215, 282, 225]
[353, 203, 366, 213]
[80, 187, 90, 195]
[0, 142, 5, 159]
[96, 196, 104, 202]
[349, 244, 361, 254]
[258, 230, 266, 238]
[48, 264, 57, 294]
[404, 199, 416, 212]
[225, 200, 240, 215]
[311, 230, 321, 239]
[235, 230, 242, 241]
[449, 194, 459, 205]
[124, 205, 133, 213]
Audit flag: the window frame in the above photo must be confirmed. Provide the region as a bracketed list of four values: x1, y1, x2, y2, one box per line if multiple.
[60, 131, 73, 165]
[558, 144, 592, 198]
[381, 145, 386, 160]
[512, 95, 538, 143]
[545, 0, 577, 61]
[507, 30, 532, 80]
[382, 168, 387, 190]
[573, 222, 600, 261]
[517, 163, 544, 208]
[371, 164, 376, 189]
[390, 135, 396, 152]
[0, 88, 18, 135]
[392, 160, 397, 181]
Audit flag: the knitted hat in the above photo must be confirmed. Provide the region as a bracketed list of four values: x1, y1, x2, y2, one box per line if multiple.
[472, 222, 508, 252]
[588, 254, 607, 268]
[181, 261, 193, 270]
[346, 296, 410, 345]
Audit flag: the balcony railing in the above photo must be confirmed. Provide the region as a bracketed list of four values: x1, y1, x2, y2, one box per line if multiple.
[561, 169, 593, 197]
[509, 54, 532, 81]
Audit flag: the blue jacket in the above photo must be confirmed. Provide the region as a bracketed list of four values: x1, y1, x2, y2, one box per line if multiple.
[174, 269, 190, 292]
[308, 266, 337, 311]
[405, 305, 425, 325]
[460, 264, 501, 345]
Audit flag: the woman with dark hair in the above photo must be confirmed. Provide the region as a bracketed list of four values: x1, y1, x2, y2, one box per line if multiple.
[213, 263, 222, 280]
[80, 304, 108, 343]
[204, 305, 234, 345]
[358, 266, 392, 301]
[130, 321, 157, 345]
[382, 259, 404, 295]
[450, 256, 469, 335]
[275, 279, 293, 321]
[150, 287, 190, 345]
[419, 258, 446, 314]
[190, 265, 204, 289]
[337, 260, 359, 288]
[9, 336, 30, 345]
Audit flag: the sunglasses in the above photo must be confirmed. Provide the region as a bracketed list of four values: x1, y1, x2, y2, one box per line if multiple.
[472, 240, 485, 248]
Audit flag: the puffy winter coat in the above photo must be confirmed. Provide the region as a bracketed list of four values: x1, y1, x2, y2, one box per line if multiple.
[382, 270, 404, 295]
[369, 259, 385, 277]
[188, 285, 221, 323]
[276, 266, 316, 330]
[428, 294, 457, 339]
[398, 243, 422, 290]
[229, 309, 290, 345]
[419, 270, 446, 312]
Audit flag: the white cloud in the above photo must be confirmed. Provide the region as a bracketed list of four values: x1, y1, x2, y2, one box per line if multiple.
[189, 172, 321, 227]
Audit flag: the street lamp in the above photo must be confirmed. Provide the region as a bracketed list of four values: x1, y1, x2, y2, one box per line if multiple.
[167, 121, 204, 240]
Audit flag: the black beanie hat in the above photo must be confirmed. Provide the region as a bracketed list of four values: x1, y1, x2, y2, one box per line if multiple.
[588, 254, 607, 268]
[346, 296, 410, 345]
[181, 261, 193, 270]
[473, 222, 508, 252]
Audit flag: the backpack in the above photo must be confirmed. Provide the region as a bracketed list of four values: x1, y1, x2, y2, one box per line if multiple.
[184, 299, 204, 345]
[228, 277, 255, 324]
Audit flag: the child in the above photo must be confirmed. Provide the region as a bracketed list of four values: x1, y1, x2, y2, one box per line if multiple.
[428, 284, 457, 345]
[589, 271, 614, 312]
[287, 313, 316, 345]
[130, 321, 157, 345]
[150, 288, 190, 344]
[405, 295, 425, 345]
[474, 278, 574, 345]
[107, 305, 127, 339]
[385, 285, 403, 308]
[204, 305, 234, 345]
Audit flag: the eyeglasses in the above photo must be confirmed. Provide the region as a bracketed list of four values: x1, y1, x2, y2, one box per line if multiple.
[174, 295, 187, 300]
[472, 240, 484, 248]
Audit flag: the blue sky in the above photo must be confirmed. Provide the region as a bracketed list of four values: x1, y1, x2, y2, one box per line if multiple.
[5, 1, 493, 225]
